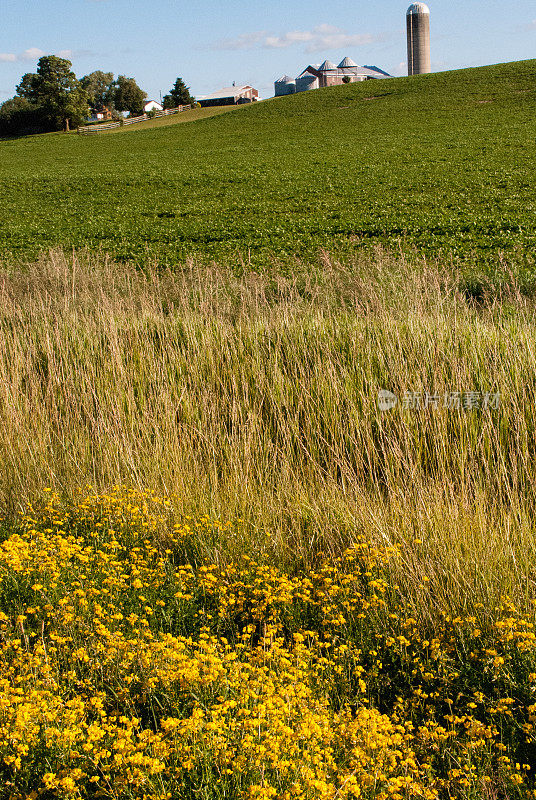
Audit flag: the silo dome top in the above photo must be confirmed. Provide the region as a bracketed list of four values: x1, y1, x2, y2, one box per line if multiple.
[275, 75, 294, 84]
[338, 56, 359, 68]
[407, 2, 430, 14]
[319, 60, 336, 71]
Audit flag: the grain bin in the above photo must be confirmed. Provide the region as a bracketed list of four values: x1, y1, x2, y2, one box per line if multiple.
[295, 74, 319, 93]
[274, 76, 296, 96]
[338, 57, 359, 69]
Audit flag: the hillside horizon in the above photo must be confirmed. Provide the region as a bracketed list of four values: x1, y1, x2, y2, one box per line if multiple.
[1, 57, 535, 287]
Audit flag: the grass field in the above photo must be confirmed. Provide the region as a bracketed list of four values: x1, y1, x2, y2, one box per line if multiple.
[102, 105, 238, 134]
[3, 60, 536, 798]
[2, 250, 536, 796]
[0, 247, 534, 613]
[1, 60, 536, 286]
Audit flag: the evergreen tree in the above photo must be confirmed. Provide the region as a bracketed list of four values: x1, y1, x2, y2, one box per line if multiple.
[163, 77, 194, 109]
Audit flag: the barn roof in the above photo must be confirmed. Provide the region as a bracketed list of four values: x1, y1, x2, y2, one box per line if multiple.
[198, 86, 253, 100]
[297, 66, 321, 79]
[363, 65, 392, 76]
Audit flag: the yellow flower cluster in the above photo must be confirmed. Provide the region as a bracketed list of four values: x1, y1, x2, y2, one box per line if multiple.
[0, 489, 535, 799]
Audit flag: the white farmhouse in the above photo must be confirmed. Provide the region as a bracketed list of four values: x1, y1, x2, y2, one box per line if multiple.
[144, 100, 164, 113]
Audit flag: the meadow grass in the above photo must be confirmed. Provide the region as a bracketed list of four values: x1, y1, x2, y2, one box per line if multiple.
[3, 56, 536, 799]
[0, 248, 535, 622]
[2, 249, 536, 796]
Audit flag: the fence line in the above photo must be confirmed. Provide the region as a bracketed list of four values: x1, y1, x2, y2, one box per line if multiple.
[77, 105, 193, 135]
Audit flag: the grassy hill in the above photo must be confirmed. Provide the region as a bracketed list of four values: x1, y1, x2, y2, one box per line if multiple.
[102, 104, 238, 133]
[1, 59, 536, 281]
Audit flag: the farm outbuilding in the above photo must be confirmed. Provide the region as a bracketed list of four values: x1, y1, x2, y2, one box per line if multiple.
[198, 86, 259, 107]
[295, 72, 319, 92]
[87, 107, 113, 123]
[144, 100, 164, 113]
[275, 59, 391, 96]
[274, 76, 296, 96]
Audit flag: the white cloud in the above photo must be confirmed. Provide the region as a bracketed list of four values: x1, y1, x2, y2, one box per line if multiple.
[214, 31, 268, 51]
[21, 48, 46, 60]
[0, 47, 81, 64]
[215, 25, 385, 54]
[0, 47, 45, 63]
[264, 31, 317, 49]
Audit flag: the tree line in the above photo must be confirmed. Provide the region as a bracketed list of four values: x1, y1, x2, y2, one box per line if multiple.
[0, 55, 195, 136]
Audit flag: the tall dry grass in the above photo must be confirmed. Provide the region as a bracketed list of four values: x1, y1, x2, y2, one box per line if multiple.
[0, 248, 535, 619]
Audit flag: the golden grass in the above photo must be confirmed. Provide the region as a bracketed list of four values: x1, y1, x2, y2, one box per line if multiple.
[0, 249, 535, 620]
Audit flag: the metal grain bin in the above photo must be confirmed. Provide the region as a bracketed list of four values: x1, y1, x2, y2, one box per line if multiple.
[295, 74, 319, 93]
[274, 76, 297, 96]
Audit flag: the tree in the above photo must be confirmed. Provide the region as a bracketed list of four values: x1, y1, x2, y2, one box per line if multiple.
[15, 73, 35, 99]
[16, 55, 89, 131]
[113, 76, 146, 116]
[163, 77, 194, 109]
[80, 70, 115, 111]
[0, 96, 45, 136]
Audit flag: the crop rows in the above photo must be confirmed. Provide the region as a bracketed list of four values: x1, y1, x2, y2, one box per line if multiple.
[1, 61, 535, 284]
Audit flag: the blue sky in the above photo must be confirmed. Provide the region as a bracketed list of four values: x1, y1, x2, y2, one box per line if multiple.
[1, 0, 535, 102]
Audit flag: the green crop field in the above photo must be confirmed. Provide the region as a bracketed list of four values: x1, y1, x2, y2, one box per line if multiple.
[1, 59, 536, 286]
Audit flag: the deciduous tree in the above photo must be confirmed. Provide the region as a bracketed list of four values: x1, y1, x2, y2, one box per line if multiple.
[16, 55, 88, 131]
[80, 70, 115, 111]
[113, 76, 147, 116]
[0, 96, 45, 136]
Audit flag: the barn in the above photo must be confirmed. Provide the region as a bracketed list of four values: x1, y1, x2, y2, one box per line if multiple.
[198, 86, 259, 107]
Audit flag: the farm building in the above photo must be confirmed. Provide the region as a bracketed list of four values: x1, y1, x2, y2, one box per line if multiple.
[274, 75, 297, 95]
[275, 59, 391, 96]
[197, 86, 259, 107]
[144, 100, 164, 113]
[87, 107, 113, 123]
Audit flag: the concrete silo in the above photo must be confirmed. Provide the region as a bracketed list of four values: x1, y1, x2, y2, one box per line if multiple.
[407, 3, 431, 76]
